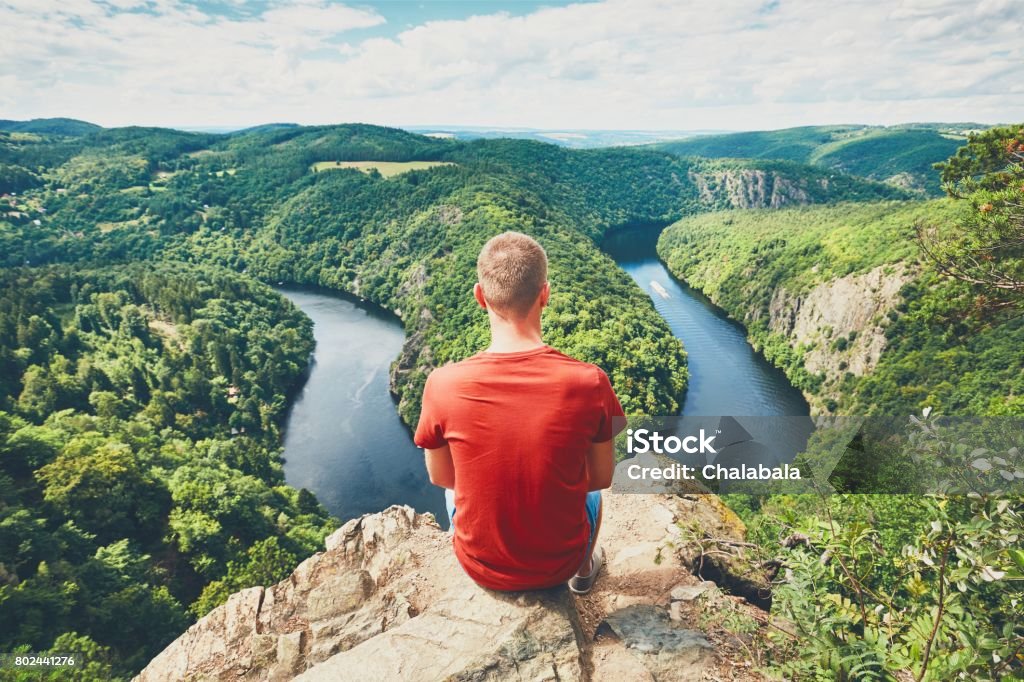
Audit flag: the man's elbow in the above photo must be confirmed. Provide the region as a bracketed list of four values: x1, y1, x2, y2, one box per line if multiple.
[589, 470, 614, 491]
[427, 470, 453, 488]
[423, 447, 455, 488]
[425, 464, 454, 489]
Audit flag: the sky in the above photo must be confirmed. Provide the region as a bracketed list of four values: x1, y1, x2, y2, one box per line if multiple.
[0, 0, 1020, 131]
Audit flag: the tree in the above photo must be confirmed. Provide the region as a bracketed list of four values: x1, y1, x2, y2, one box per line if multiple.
[917, 124, 1024, 310]
[16, 366, 58, 421]
[23, 631, 127, 682]
[770, 413, 1024, 681]
[189, 536, 298, 617]
[37, 437, 168, 544]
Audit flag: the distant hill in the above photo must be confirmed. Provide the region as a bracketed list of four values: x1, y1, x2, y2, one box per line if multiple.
[654, 125, 859, 162]
[405, 126, 726, 149]
[0, 117, 102, 136]
[224, 122, 300, 136]
[222, 122, 454, 162]
[651, 125, 977, 195]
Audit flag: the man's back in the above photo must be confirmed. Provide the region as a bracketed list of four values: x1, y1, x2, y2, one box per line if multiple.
[414, 345, 622, 590]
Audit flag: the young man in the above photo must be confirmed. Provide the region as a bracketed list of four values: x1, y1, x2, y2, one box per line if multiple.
[413, 231, 625, 593]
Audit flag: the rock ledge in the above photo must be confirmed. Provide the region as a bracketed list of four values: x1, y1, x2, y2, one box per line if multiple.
[135, 485, 764, 681]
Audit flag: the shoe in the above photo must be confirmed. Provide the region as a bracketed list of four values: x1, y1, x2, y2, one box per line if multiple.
[568, 545, 605, 595]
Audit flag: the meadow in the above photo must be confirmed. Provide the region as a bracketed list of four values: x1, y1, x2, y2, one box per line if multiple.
[309, 160, 455, 177]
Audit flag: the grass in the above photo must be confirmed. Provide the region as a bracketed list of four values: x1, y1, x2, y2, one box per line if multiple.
[97, 218, 146, 233]
[309, 160, 454, 177]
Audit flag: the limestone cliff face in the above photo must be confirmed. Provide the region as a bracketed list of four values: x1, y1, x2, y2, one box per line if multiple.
[763, 263, 911, 406]
[688, 168, 816, 209]
[134, 476, 770, 681]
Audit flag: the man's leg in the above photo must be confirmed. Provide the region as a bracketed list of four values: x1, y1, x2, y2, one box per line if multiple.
[579, 490, 603, 575]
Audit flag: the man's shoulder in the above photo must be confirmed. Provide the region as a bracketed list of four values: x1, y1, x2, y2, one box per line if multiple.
[541, 348, 606, 381]
[424, 355, 485, 388]
[424, 360, 464, 387]
[426, 347, 604, 383]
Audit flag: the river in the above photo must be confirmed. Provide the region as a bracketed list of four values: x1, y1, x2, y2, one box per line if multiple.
[276, 288, 448, 528]
[279, 226, 809, 527]
[602, 225, 810, 417]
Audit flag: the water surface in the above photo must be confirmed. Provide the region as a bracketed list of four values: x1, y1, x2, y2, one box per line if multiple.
[277, 288, 448, 528]
[604, 225, 811, 465]
[603, 225, 809, 417]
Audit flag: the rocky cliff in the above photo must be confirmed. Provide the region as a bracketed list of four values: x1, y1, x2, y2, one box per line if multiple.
[688, 168, 814, 209]
[134, 473, 772, 681]
[763, 263, 911, 409]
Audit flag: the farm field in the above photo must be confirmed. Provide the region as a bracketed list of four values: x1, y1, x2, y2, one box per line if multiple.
[310, 160, 454, 177]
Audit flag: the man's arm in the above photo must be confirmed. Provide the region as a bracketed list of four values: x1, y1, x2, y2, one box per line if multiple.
[424, 444, 455, 489]
[586, 438, 615, 491]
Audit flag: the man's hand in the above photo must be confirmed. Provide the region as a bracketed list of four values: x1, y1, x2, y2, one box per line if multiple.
[587, 438, 615, 491]
[424, 444, 455, 489]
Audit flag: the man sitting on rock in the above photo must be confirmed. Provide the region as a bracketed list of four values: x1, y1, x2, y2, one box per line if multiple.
[414, 230, 625, 594]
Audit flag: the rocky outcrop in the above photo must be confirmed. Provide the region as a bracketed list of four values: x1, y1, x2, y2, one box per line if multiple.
[767, 263, 911, 403]
[883, 172, 928, 196]
[688, 168, 812, 209]
[134, 469, 770, 681]
[388, 305, 434, 423]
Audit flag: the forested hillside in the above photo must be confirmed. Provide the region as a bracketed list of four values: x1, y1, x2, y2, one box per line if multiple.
[658, 125, 1024, 680]
[0, 123, 904, 423]
[0, 118, 103, 137]
[659, 200, 1024, 415]
[0, 264, 335, 679]
[658, 126, 1024, 416]
[653, 124, 973, 196]
[2, 120, 1018, 679]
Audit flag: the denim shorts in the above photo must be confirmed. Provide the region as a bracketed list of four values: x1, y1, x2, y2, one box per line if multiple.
[445, 488, 601, 558]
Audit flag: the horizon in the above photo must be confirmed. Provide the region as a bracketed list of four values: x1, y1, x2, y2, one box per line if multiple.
[1, 116, 1006, 137]
[1, 0, 1020, 130]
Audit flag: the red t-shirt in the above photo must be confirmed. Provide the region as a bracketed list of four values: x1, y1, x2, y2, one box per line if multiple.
[413, 344, 625, 591]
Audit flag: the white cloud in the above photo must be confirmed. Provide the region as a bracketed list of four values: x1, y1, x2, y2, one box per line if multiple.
[0, 0, 1020, 130]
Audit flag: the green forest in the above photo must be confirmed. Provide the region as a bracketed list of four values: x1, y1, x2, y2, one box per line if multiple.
[661, 125, 1024, 680]
[1, 118, 1022, 679]
[650, 124, 974, 196]
[0, 264, 335, 679]
[658, 199, 1024, 416]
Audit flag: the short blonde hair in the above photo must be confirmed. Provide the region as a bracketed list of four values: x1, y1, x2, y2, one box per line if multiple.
[477, 231, 548, 317]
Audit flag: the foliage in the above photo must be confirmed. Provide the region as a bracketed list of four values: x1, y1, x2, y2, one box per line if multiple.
[189, 536, 299, 618]
[655, 125, 868, 162]
[809, 129, 965, 196]
[653, 124, 969, 195]
[1, 121, 1014, 679]
[0, 264, 335, 678]
[658, 198, 1024, 415]
[0, 118, 102, 137]
[771, 442, 1021, 680]
[1, 123, 906, 420]
[918, 124, 1024, 310]
[660, 131, 1024, 678]
[770, 499, 1022, 680]
[0, 630, 125, 681]
[0, 163, 41, 195]
[727, 412, 1024, 681]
